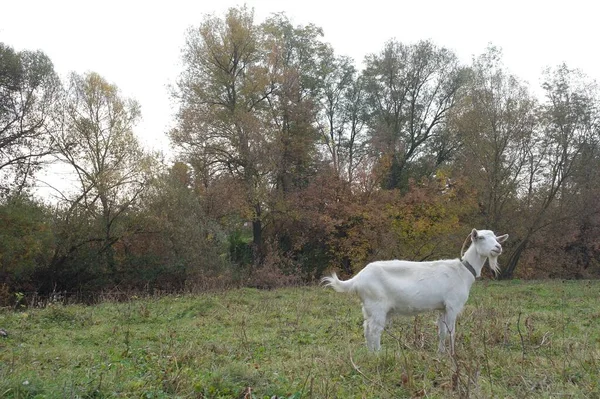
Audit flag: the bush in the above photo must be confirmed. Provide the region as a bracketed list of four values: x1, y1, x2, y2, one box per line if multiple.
[0, 195, 54, 302]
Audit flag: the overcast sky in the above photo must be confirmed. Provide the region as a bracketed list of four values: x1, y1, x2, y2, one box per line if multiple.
[2, 0, 599, 154]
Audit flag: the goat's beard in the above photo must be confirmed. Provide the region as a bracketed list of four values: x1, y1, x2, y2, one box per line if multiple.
[488, 256, 501, 276]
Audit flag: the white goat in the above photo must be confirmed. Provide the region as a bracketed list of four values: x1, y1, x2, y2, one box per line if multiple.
[322, 229, 508, 354]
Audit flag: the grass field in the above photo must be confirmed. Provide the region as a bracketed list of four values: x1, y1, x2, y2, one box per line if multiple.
[1, 280, 599, 398]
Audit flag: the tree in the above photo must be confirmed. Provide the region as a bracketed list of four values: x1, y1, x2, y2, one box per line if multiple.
[499, 65, 600, 278]
[128, 162, 230, 289]
[559, 133, 600, 276]
[172, 8, 334, 265]
[0, 43, 61, 195]
[50, 71, 153, 287]
[318, 54, 368, 185]
[452, 46, 537, 231]
[261, 13, 328, 193]
[362, 40, 465, 190]
[171, 6, 271, 264]
[0, 195, 54, 297]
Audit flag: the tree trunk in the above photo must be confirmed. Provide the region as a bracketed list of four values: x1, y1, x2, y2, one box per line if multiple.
[252, 202, 263, 266]
[499, 238, 528, 279]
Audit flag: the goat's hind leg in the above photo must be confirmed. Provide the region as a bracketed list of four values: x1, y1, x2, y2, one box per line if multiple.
[362, 305, 370, 344]
[362, 303, 386, 352]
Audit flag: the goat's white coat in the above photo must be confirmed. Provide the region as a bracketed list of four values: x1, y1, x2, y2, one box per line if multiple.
[322, 229, 508, 354]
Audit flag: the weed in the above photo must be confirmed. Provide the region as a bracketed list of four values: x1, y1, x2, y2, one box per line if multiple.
[0, 281, 598, 398]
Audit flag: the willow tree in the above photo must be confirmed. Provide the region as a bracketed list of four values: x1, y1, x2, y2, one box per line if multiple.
[362, 40, 465, 190]
[452, 46, 538, 232]
[52, 72, 152, 282]
[261, 14, 329, 194]
[318, 54, 368, 185]
[171, 6, 272, 262]
[499, 65, 600, 278]
[172, 8, 335, 264]
[0, 43, 61, 196]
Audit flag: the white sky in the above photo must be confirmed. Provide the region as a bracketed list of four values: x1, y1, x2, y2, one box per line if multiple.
[2, 0, 599, 155]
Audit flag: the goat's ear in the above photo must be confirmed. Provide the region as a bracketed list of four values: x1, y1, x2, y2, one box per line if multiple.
[471, 229, 479, 241]
[496, 234, 509, 243]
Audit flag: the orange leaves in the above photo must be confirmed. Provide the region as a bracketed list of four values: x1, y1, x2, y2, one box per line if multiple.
[272, 171, 477, 279]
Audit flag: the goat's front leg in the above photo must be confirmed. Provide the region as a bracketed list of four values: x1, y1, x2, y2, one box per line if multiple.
[437, 313, 448, 353]
[445, 309, 458, 355]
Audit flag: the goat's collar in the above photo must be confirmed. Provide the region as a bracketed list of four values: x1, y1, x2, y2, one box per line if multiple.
[461, 260, 477, 279]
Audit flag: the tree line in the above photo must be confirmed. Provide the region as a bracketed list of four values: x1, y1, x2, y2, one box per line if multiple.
[1, 6, 599, 304]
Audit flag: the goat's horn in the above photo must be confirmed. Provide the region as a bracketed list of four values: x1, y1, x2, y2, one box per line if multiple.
[460, 233, 471, 258]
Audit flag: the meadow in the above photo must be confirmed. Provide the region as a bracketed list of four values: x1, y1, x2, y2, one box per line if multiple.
[0, 280, 599, 398]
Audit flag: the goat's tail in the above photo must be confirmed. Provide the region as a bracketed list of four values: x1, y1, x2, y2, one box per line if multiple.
[321, 272, 355, 293]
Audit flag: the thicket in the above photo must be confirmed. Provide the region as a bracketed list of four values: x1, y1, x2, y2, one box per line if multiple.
[1, 6, 599, 305]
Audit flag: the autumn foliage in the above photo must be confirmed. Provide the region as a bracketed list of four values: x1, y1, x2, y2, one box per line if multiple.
[1, 7, 600, 304]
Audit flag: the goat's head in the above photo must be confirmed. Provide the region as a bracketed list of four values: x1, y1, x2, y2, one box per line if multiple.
[470, 229, 509, 275]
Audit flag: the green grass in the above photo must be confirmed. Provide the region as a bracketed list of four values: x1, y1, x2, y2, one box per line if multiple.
[1, 280, 599, 398]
